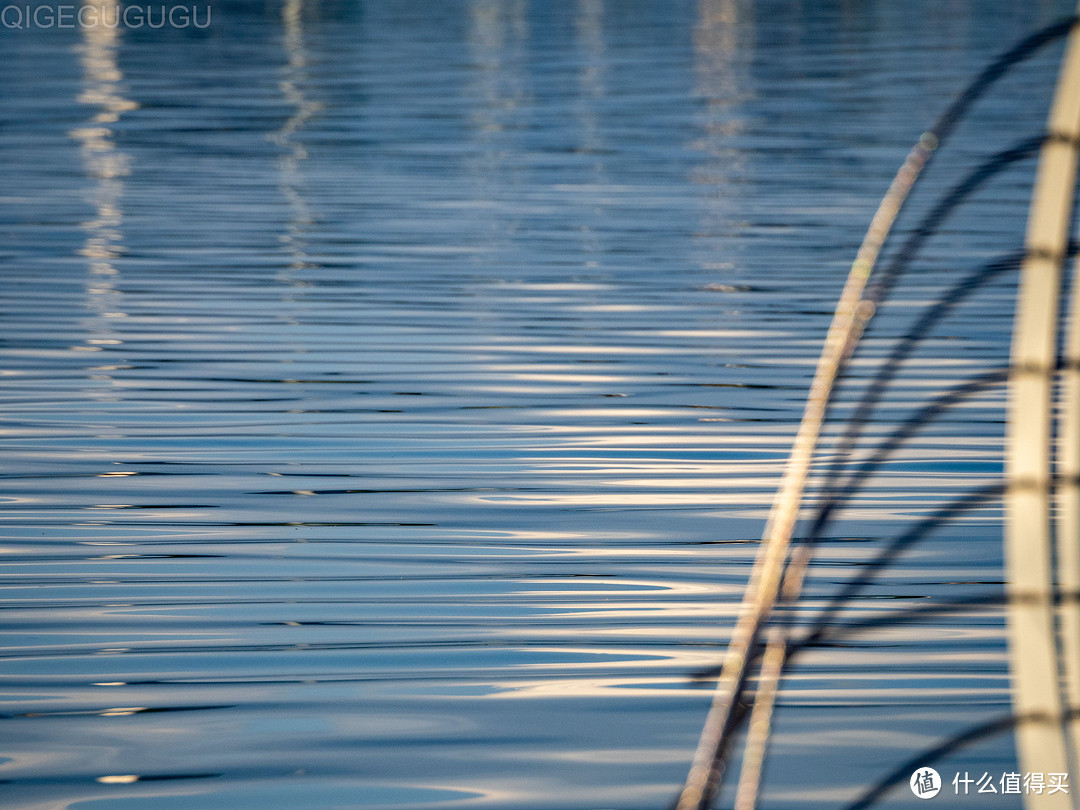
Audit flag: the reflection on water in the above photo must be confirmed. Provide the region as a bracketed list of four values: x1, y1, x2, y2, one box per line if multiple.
[271, 0, 321, 279]
[0, 1, 1071, 807]
[70, 5, 134, 380]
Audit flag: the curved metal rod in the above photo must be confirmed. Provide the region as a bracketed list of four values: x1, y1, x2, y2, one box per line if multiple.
[675, 16, 1080, 810]
[675, 135, 928, 810]
[1004, 4, 1080, 794]
[1059, 226, 1080, 778]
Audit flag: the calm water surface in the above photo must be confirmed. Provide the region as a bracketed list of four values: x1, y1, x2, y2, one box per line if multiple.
[0, 2, 1071, 807]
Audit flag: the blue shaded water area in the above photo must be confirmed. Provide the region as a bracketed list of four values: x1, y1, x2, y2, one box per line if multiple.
[0, 1, 1071, 807]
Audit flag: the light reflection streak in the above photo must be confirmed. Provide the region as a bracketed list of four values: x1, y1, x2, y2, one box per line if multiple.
[492, 678, 1005, 702]
[692, 0, 749, 270]
[537, 747, 690, 764]
[495, 282, 612, 291]
[573, 0, 607, 267]
[70, 0, 135, 383]
[472, 489, 796, 506]
[466, 0, 529, 267]
[506, 577, 725, 598]
[271, 0, 322, 282]
[482, 343, 669, 355]
[491, 677, 710, 698]
[483, 623, 1009, 701]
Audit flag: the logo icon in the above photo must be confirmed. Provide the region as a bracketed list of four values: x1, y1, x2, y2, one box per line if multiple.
[910, 767, 941, 799]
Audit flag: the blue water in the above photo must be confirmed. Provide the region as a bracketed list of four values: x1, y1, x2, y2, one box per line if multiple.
[0, 1, 1070, 807]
